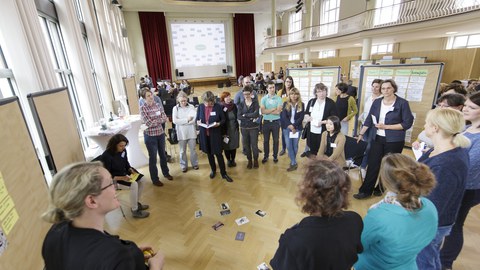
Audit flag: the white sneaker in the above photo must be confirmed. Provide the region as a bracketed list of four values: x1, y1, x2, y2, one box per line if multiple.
[361, 168, 367, 179]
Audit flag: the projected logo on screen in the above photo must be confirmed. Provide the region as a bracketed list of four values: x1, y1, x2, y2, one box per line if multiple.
[171, 23, 227, 68]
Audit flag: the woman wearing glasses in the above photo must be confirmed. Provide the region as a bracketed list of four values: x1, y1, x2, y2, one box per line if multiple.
[42, 162, 165, 270]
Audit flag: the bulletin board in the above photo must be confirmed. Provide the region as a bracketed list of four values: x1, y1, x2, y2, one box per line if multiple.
[375, 58, 402, 65]
[405, 57, 427, 64]
[0, 97, 51, 269]
[348, 60, 375, 87]
[28, 87, 85, 172]
[357, 63, 444, 146]
[123, 77, 139, 115]
[287, 66, 342, 101]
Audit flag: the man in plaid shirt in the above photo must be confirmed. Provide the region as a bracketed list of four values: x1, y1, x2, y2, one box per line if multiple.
[140, 89, 173, 186]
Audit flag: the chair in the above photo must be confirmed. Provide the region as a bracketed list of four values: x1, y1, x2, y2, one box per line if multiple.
[343, 136, 368, 181]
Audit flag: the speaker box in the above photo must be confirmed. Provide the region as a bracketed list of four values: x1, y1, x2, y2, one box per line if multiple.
[222, 69, 227, 73]
[175, 69, 179, 76]
[179, 72, 184, 77]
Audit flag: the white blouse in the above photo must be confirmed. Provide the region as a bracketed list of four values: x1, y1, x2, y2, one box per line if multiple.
[172, 104, 197, 140]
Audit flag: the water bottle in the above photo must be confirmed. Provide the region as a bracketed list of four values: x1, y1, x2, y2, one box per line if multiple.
[118, 107, 124, 119]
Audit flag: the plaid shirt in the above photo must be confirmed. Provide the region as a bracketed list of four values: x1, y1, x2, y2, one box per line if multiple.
[141, 102, 167, 136]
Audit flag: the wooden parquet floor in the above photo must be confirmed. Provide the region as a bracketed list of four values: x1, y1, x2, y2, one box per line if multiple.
[104, 85, 480, 270]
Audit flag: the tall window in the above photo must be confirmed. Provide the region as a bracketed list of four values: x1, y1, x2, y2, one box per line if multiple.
[446, 34, 480, 49]
[320, 0, 340, 36]
[455, 0, 478, 9]
[38, 15, 88, 148]
[0, 44, 16, 99]
[374, 0, 401, 26]
[289, 11, 302, 34]
[371, 43, 394, 54]
[73, 0, 106, 117]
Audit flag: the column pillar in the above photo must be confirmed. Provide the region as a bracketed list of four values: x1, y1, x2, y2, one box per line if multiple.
[362, 37, 372, 60]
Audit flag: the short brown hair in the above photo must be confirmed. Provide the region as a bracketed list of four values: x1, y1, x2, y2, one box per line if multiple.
[380, 154, 436, 210]
[296, 159, 351, 217]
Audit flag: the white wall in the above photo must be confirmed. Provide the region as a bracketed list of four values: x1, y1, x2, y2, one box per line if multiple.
[254, 13, 272, 57]
[124, 11, 148, 82]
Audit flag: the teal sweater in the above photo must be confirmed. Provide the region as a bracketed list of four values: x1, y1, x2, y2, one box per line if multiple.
[355, 198, 438, 270]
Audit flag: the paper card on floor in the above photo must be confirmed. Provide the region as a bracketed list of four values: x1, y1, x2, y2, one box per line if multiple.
[255, 210, 266, 217]
[235, 216, 249, 226]
[194, 210, 203, 218]
[235, 231, 245, 241]
[257, 262, 271, 270]
[220, 209, 231, 216]
[212, 221, 224, 231]
[220, 202, 230, 210]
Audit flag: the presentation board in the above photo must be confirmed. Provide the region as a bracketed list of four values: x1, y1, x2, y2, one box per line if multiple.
[0, 96, 51, 269]
[123, 77, 139, 115]
[357, 63, 444, 146]
[405, 57, 427, 64]
[375, 58, 402, 65]
[349, 60, 375, 80]
[28, 87, 85, 172]
[287, 66, 342, 101]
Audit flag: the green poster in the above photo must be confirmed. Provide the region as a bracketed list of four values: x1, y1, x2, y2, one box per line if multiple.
[367, 69, 380, 76]
[379, 69, 394, 76]
[412, 69, 428, 76]
[396, 69, 412, 76]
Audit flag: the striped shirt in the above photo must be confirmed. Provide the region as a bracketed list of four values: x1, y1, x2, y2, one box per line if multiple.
[141, 102, 167, 136]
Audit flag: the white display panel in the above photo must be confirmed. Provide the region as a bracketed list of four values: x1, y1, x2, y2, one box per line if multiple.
[171, 23, 227, 68]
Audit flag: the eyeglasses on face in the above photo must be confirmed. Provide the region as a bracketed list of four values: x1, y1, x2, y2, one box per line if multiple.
[100, 181, 115, 191]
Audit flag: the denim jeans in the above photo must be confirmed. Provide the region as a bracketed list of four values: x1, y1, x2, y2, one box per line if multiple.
[440, 189, 480, 268]
[144, 133, 170, 183]
[283, 128, 300, 166]
[417, 225, 452, 270]
[178, 138, 198, 170]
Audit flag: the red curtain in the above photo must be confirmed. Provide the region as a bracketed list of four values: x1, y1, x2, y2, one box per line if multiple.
[139, 12, 172, 82]
[233, 14, 256, 78]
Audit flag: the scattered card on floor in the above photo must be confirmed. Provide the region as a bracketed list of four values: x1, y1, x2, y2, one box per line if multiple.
[235, 231, 245, 241]
[220, 202, 230, 210]
[255, 210, 266, 217]
[220, 209, 231, 216]
[194, 210, 203, 218]
[257, 262, 270, 270]
[235, 216, 250, 226]
[212, 221, 224, 231]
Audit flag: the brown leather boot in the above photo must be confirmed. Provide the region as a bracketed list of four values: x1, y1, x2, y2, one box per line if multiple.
[247, 160, 253, 169]
[253, 159, 259, 168]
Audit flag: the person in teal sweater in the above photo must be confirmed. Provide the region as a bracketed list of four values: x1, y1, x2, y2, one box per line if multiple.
[355, 154, 438, 270]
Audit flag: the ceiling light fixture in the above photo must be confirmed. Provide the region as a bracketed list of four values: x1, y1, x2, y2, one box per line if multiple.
[445, 31, 458, 35]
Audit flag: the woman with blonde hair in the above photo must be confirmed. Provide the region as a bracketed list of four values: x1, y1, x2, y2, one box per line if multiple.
[42, 162, 164, 270]
[280, 88, 305, 171]
[441, 92, 480, 270]
[416, 108, 470, 269]
[355, 154, 438, 270]
[173, 91, 199, 173]
[271, 159, 363, 269]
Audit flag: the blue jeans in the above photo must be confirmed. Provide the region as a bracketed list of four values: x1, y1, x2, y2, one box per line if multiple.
[441, 189, 480, 268]
[144, 133, 170, 183]
[283, 128, 300, 166]
[417, 225, 452, 270]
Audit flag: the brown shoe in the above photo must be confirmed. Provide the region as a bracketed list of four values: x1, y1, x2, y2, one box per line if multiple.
[253, 159, 259, 168]
[247, 160, 253, 169]
[287, 164, 298, 172]
[165, 175, 173, 181]
[152, 181, 164, 187]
